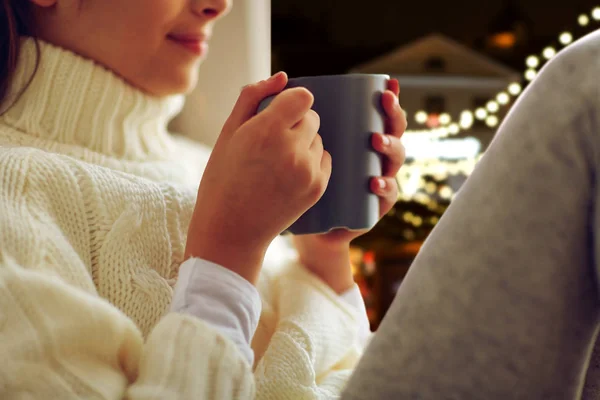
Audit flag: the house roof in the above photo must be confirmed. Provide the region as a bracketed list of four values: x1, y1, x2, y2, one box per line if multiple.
[351, 33, 519, 79]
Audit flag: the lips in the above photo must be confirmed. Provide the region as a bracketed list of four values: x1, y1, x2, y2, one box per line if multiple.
[167, 33, 210, 56]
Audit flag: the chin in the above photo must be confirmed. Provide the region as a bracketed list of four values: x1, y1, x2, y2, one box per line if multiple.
[144, 70, 200, 97]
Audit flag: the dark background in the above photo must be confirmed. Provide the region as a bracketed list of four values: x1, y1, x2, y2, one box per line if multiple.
[272, 0, 600, 76]
[270, 0, 600, 326]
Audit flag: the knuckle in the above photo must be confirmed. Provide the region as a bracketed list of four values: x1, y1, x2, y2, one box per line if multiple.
[291, 87, 314, 108]
[390, 181, 399, 197]
[399, 143, 406, 162]
[315, 175, 329, 195]
[240, 83, 259, 99]
[401, 113, 408, 129]
[312, 133, 323, 148]
[293, 155, 316, 184]
[307, 110, 320, 130]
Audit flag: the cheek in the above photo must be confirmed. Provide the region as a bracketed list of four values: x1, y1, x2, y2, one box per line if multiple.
[78, 0, 194, 95]
[89, 0, 181, 43]
[90, 3, 180, 66]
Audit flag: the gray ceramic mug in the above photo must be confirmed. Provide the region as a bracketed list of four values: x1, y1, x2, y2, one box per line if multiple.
[257, 73, 389, 235]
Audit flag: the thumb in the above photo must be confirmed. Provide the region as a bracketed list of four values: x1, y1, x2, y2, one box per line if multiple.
[222, 71, 288, 134]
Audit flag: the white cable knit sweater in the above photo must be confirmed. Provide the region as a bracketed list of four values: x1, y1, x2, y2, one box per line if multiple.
[0, 38, 363, 399]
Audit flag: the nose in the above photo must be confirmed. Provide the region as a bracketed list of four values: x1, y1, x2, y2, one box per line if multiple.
[191, 0, 231, 20]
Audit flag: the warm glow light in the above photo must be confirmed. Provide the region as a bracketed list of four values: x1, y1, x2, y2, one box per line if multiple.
[486, 115, 499, 128]
[439, 186, 453, 200]
[490, 32, 517, 49]
[526, 55, 539, 68]
[426, 114, 441, 128]
[486, 101, 499, 113]
[497, 92, 510, 105]
[403, 137, 481, 160]
[525, 69, 537, 81]
[459, 110, 474, 129]
[508, 83, 522, 95]
[448, 123, 460, 134]
[439, 113, 451, 125]
[425, 182, 437, 194]
[400, 169, 421, 197]
[579, 14, 590, 26]
[415, 111, 428, 124]
[475, 108, 488, 120]
[559, 32, 573, 45]
[403, 8, 589, 141]
[593, 7, 600, 20]
[543, 47, 556, 59]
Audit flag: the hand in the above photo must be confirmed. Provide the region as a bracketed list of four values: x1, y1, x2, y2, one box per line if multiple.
[186, 72, 332, 284]
[293, 79, 407, 292]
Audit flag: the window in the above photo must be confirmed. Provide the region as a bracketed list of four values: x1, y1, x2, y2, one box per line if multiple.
[423, 95, 446, 128]
[425, 95, 446, 114]
[424, 56, 446, 72]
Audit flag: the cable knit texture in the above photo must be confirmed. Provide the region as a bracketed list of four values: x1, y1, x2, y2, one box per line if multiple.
[0, 38, 363, 399]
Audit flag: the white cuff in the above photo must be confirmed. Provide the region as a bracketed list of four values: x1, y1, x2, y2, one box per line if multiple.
[170, 257, 261, 365]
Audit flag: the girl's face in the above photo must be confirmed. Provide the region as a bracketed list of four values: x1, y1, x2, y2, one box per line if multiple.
[31, 0, 231, 96]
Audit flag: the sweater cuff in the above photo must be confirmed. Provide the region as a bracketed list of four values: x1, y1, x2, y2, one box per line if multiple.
[339, 284, 371, 349]
[170, 257, 261, 365]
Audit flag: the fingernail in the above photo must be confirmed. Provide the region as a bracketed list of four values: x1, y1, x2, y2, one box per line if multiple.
[378, 178, 387, 190]
[380, 134, 391, 146]
[268, 71, 283, 81]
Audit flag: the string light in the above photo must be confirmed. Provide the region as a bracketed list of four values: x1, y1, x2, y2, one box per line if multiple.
[413, 216, 423, 227]
[486, 115, 499, 128]
[475, 108, 488, 120]
[459, 110, 474, 129]
[524, 69, 537, 81]
[559, 32, 573, 45]
[448, 123, 460, 134]
[439, 113, 451, 125]
[425, 182, 437, 194]
[579, 14, 590, 26]
[526, 55, 539, 68]
[486, 100, 499, 113]
[404, 5, 600, 140]
[543, 47, 556, 59]
[439, 186, 453, 200]
[496, 92, 510, 105]
[508, 83, 522, 95]
[398, 5, 600, 200]
[415, 110, 428, 124]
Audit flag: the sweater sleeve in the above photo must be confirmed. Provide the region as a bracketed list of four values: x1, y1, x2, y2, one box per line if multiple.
[253, 259, 364, 399]
[0, 150, 255, 399]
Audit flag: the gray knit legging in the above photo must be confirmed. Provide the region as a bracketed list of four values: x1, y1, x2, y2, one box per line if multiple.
[343, 30, 600, 400]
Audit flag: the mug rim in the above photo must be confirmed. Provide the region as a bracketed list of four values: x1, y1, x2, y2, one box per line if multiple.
[288, 73, 390, 81]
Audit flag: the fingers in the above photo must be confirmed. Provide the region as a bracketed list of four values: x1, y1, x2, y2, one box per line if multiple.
[309, 129, 323, 152]
[387, 78, 400, 97]
[370, 177, 399, 217]
[382, 89, 407, 138]
[294, 109, 320, 147]
[222, 71, 288, 134]
[265, 87, 315, 129]
[320, 150, 332, 184]
[372, 133, 405, 177]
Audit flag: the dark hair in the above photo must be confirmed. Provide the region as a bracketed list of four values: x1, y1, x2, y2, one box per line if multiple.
[0, 0, 39, 114]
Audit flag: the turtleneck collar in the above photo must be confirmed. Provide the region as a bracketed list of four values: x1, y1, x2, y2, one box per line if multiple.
[1, 37, 185, 161]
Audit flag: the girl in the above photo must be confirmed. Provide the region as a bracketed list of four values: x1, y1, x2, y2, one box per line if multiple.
[0, 0, 406, 398]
